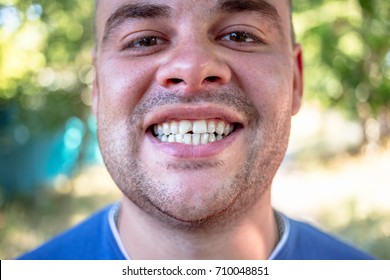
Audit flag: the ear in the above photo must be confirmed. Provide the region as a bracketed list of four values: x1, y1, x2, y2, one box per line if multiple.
[92, 48, 99, 117]
[291, 44, 304, 115]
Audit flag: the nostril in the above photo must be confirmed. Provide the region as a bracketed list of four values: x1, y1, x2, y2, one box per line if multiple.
[205, 76, 219, 82]
[169, 78, 184, 84]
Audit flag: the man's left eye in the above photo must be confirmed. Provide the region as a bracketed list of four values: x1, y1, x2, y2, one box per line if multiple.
[220, 31, 260, 43]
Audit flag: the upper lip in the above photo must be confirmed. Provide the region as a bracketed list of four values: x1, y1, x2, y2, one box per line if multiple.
[143, 104, 246, 131]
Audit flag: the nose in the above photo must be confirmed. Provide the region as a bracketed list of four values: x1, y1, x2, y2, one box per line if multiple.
[156, 41, 231, 94]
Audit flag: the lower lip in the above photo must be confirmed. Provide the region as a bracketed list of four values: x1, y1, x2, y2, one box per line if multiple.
[145, 129, 241, 158]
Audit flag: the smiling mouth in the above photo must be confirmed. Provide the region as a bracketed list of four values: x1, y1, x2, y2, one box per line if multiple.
[150, 119, 240, 145]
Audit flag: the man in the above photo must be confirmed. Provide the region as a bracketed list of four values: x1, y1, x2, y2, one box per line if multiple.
[19, 0, 374, 259]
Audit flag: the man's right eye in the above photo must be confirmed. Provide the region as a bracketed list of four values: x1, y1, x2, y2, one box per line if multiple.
[121, 35, 167, 53]
[128, 36, 158, 48]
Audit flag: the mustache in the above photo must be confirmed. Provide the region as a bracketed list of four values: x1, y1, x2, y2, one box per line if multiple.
[131, 88, 260, 124]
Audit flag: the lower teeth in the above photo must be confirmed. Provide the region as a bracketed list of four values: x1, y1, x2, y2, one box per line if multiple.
[157, 132, 224, 145]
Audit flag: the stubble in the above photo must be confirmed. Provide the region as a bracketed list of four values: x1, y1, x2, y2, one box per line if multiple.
[97, 88, 291, 231]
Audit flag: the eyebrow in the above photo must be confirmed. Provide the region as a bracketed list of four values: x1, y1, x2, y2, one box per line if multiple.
[102, 3, 172, 43]
[214, 0, 282, 30]
[101, 0, 282, 44]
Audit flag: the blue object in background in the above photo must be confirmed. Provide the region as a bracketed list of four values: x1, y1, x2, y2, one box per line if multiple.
[0, 105, 100, 201]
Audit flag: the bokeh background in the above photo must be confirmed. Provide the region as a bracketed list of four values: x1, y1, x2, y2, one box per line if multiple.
[0, 0, 389, 259]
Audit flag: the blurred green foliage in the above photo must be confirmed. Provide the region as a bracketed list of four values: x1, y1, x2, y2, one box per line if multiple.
[0, 186, 120, 259]
[293, 0, 390, 146]
[320, 199, 390, 260]
[0, 0, 94, 134]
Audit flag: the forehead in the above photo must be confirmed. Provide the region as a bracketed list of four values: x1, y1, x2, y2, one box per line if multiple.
[95, 0, 291, 43]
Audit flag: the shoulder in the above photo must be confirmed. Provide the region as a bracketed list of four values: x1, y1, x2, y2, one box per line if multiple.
[274, 215, 375, 260]
[17, 204, 125, 260]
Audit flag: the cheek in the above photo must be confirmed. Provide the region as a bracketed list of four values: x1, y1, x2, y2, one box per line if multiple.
[232, 52, 293, 115]
[97, 58, 156, 120]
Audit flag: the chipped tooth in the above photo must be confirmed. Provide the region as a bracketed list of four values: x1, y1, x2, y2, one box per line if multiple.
[170, 121, 179, 134]
[184, 134, 192, 144]
[217, 135, 223, 141]
[216, 121, 225, 135]
[175, 134, 184, 143]
[209, 134, 216, 142]
[207, 121, 216, 133]
[168, 134, 175, 143]
[192, 133, 201, 145]
[224, 124, 231, 136]
[161, 135, 168, 142]
[179, 120, 192, 134]
[193, 120, 207, 134]
[201, 133, 209, 144]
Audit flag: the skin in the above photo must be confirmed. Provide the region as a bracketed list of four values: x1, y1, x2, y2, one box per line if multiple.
[93, 0, 303, 259]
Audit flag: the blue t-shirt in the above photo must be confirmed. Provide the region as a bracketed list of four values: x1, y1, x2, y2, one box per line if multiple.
[18, 204, 375, 260]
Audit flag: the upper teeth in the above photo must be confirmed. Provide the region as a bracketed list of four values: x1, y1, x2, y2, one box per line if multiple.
[153, 120, 234, 145]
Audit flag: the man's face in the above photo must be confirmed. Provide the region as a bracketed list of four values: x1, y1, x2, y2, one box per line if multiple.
[93, 0, 302, 228]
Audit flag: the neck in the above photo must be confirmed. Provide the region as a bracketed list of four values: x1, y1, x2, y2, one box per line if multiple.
[117, 191, 278, 260]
